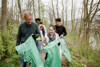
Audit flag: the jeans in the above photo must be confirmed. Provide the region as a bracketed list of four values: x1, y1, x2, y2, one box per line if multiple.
[20, 58, 26, 67]
[36, 40, 42, 54]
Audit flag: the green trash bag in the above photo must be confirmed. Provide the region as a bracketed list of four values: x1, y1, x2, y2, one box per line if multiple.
[15, 35, 44, 67]
[60, 37, 71, 62]
[43, 40, 61, 67]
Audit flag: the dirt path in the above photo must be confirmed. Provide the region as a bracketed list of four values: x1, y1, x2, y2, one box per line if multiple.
[61, 55, 68, 67]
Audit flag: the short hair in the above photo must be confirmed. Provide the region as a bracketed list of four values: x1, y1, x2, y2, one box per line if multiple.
[49, 25, 56, 30]
[55, 18, 61, 22]
[35, 18, 41, 22]
[40, 22, 43, 24]
[24, 11, 32, 19]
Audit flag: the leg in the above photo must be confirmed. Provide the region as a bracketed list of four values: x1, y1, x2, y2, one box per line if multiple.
[45, 53, 48, 60]
[36, 40, 42, 54]
[20, 58, 26, 67]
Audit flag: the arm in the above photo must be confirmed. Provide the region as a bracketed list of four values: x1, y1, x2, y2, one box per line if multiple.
[16, 25, 22, 46]
[35, 24, 40, 38]
[44, 25, 47, 34]
[63, 27, 67, 36]
[56, 33, 60, 40]
[42, 37, 47, 46]
[42, 34, 49, 46]
[56, 33, 61, 46]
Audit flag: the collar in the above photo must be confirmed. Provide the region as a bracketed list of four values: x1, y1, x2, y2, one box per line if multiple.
[25, 22, 32, 27]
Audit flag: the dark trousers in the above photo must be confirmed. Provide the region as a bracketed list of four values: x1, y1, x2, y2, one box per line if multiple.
[20, 58, 26, 67]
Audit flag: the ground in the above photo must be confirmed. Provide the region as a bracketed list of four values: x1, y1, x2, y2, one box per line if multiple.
[26, 51, 68, 67]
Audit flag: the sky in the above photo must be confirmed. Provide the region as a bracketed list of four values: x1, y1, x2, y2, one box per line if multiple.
[0, 0, 83, 21]
[0, 0, 99, 21]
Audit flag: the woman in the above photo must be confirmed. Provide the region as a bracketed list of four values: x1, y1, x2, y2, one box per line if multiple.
[42, 25, 59, 46]
[42, 25, 62, 59]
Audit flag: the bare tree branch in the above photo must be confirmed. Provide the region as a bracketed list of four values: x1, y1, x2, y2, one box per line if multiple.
[88, 0, 93, 16]
[90, 1, 100, 22]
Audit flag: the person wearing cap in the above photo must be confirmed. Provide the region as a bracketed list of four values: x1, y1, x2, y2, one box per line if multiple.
[55, 18, 67, 37]
[35, 18, 42, 54]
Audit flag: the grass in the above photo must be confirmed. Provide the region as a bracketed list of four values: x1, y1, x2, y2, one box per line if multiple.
[65, 32, 100, 67]
[0, 24, 100, 67]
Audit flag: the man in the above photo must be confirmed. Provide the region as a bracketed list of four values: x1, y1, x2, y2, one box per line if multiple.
[16, 11, 40, 67]
[55, 18, 67, 37]
[35, 18, 42, 53]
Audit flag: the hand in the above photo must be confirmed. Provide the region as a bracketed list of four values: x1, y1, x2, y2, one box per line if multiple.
[32, 34, 36, 40]
[16, 51, 18, 55]
[60, 34, 64, 38]
[58, 42, 61, 46]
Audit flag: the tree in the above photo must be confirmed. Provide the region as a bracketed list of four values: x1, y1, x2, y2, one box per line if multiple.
[51, 0, 56, 19]
[38, 0, 41, 18]
[17, 0, 23, 20]
[48, 7, 53, 24]
[61, 0, 65, 25]
[71, 0, 74, 34]
[56, 0, 59, 18]
[65, 0, 68, 28]
[0, 0, 8, 58]
[32, 0, 36, 20]
[83, 0, 100, 44]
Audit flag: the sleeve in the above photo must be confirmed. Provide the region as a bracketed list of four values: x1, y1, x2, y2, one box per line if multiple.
[56, 33, 60, 40]
[35, 24, 40, 38]
[40, 26, 45, 37]
[63, 26, 67, 36]
[42, 34, 48, 46]
[44, 26, 47, 35]
[16, 25, 22, 46]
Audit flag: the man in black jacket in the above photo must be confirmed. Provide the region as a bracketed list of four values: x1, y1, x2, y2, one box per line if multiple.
[55, 18, 67, 37]
[16, 11, 40, 67]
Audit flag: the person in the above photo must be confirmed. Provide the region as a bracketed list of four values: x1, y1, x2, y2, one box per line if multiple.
[40, 21, 47, 40]
[55, 18, 67, 37]
[35, 18, 42, 54]
[42, 25, 61, 59]
[16, 11, 40, 67]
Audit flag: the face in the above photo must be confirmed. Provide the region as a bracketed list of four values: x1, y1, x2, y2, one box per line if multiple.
[36, 20, 40, 25]
[49, 27, 55, 35]
[25, 15, 32, 25]
[56, 21, 60, 26]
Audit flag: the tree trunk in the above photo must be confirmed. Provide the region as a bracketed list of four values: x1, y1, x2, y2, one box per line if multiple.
[17, 0, 23, 20]
[65, 0, 68, 28]
[61, 0, 64, 25]
[38, 0, 41, 18]
[71, 0, 74, 34]
[51, 0, 56, 19]
[56, 0, 59, 18]
[1, 0, 8, 58]
[32, 0, 36, 20]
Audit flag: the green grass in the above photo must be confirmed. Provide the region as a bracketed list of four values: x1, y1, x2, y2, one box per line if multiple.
[0, 24, 100, 67]
[0, 58, 20, 67]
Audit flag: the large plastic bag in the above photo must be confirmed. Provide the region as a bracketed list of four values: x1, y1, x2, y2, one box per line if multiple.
[60, 38, 71, 62]
[15, 35, 44, 67]
[43, 40, 61, 67]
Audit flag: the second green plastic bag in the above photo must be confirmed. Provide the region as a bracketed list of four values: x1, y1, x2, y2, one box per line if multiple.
[43, 40, 61, 67]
